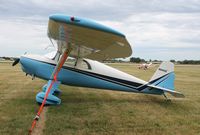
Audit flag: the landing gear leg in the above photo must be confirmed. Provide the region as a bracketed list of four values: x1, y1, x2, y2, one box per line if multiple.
[36, 80, 61, 105]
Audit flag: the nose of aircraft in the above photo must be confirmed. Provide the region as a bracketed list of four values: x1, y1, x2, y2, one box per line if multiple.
[19, 55, 28, 73]
[19, 55, 35, 75]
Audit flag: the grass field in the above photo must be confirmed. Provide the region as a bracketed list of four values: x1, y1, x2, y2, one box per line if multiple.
[0, 62, 200, 135]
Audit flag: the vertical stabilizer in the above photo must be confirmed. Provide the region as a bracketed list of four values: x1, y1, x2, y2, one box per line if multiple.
[149, 62, 175, 90]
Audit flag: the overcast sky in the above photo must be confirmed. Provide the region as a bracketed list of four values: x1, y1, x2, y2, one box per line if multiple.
[0, 0, 200, 60]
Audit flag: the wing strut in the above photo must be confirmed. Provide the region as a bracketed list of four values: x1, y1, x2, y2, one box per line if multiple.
[28, 47, 72, 134]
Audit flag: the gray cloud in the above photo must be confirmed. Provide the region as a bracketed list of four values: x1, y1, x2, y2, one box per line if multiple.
[0, 0, 200, 60]
[1, 0, 200, 19]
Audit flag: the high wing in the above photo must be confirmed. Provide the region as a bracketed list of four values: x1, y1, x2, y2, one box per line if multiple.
[48, 14, 132, 61]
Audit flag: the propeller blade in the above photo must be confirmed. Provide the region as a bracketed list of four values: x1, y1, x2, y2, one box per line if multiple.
[12, 58, 20, 66]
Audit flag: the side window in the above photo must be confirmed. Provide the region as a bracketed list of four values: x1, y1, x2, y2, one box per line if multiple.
[65, 58, 76, 67]
[64, 58, 91, 70]
[78, 60, 91, 70]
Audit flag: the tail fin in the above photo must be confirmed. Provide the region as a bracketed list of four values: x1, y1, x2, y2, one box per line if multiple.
[148, 62, 184, 98]
[149, 61, 174, 90]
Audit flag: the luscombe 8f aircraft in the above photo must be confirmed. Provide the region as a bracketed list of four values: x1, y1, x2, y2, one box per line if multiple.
[13, 14, 184, 106]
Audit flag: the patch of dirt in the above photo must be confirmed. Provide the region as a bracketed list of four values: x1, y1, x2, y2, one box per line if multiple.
[31, 107, 48, 135]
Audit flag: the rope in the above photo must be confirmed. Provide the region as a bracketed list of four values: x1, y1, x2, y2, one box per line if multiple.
[28, 49, 70, 134]
[29, 80, 55, 134]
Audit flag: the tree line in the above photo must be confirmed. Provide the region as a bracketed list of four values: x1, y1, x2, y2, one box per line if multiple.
[130, 57, 200, 64]
[1, 56, 200, 64]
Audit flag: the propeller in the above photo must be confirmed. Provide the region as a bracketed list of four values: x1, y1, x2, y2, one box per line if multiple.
[12, 52, 27, 66]
[12, 58, 20, 66]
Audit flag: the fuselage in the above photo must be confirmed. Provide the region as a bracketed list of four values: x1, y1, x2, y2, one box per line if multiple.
[19, 54, 161, 95]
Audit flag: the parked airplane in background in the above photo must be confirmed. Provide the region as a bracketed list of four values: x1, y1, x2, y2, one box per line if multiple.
[12, 14, 184, 133]
[138, 62, 152, 70]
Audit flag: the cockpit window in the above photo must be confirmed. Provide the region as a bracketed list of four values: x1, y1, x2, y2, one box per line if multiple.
[44, 52, 91, 70]
[65, 58, 76, 67]
[82, 60, 91, 70]
[76, 60, 91, 70]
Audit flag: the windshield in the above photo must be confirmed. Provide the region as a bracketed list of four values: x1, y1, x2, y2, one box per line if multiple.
[44, 51, 57, 59]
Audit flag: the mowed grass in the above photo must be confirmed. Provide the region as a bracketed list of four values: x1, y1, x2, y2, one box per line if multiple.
[0, 62, 200, 135]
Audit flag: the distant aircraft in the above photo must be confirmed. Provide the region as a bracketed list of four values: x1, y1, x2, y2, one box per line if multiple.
[138, 62, 152, 70]
[12, 14, 184, 133]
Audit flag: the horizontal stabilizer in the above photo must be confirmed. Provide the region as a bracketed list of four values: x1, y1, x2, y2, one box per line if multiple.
[147, 84, 185, 98]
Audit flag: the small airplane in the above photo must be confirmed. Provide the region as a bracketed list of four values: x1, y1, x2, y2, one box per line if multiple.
[12, 14, 184, 106]
[138, 62, 152, 70]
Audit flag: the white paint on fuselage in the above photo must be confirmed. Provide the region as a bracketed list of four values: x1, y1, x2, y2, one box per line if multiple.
[85, 59, 147, 84]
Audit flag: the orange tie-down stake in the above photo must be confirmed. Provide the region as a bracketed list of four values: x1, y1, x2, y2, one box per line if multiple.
[29, 47, 71, 134]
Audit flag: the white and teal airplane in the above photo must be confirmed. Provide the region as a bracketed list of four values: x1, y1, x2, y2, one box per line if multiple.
[13, 14, 184, 105]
